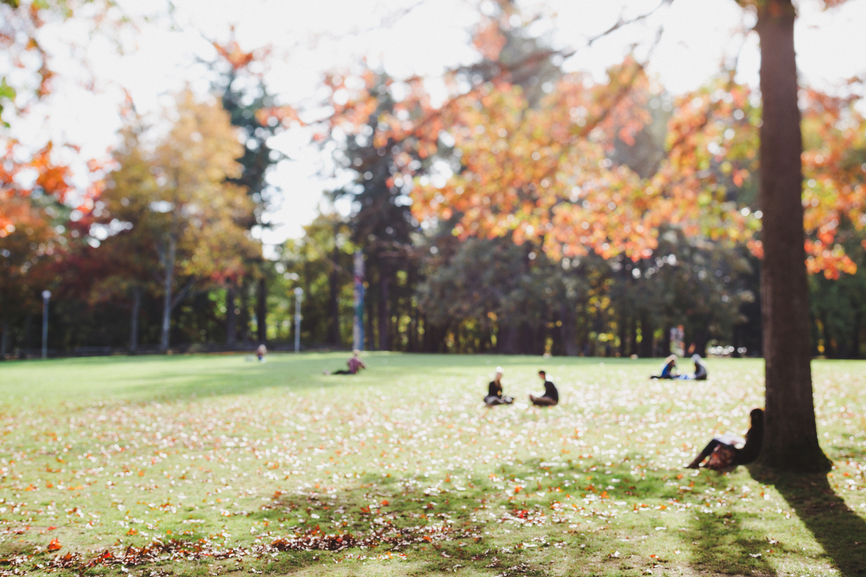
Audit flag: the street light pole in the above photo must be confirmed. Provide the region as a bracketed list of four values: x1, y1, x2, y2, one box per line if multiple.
[41, 290, 51, 360]
[294, 287, 304, 353]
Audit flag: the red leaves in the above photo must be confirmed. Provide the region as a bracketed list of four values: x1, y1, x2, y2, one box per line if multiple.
[47, 538, 62, 551]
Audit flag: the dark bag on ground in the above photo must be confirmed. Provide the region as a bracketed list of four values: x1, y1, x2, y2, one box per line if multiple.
[705, 444, 736, 470]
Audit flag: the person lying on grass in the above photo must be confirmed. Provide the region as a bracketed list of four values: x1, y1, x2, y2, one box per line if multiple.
[685, 408, 763, 470]
[323, 350, 366, 376]
[529, 370, 558, 407]
[484, 367, 514, 406]
[650, 354, 678, 379]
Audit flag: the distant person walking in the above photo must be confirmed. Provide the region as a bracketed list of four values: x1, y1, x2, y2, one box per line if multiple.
[686, 408, 764, 470]
[484, 367, 514, 406]
[650, 355, 678, 379]
[529, 370, 558, 407]
[256, 344, 267, 363]
[324, 350, 366, 375]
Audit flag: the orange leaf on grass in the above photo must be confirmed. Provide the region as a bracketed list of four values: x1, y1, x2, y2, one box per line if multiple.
[47, 538, 61, 551]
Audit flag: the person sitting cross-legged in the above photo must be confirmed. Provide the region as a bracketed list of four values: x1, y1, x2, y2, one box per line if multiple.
[529, 370, 559, 407]
[484, 367, 514, 406]
[677, 354, 708, 380]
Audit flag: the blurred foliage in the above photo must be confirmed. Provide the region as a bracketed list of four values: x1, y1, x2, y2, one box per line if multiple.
[1, 0, 865, 359]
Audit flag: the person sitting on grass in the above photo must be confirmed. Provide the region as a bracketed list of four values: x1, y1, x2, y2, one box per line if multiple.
[685, 408, 764, 470]
[677, 354, 708, 380]
[324, 350, 366, 375]
[529, 370, 558, 407]
[650, 354, 678, 379]
[484, 367, 514, 406]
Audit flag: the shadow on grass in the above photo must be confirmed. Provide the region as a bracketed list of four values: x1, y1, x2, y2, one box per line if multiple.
[685, 475, 777, 576]
[751, 468, 866, 577]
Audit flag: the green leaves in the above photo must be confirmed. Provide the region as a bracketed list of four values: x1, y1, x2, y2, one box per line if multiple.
[0, 78, 16, 127]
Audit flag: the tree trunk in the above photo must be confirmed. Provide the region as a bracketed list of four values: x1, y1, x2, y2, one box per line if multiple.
[0, 319, 8, 359]
[756, 0, 830, 472]
[22, 314, 32, 358]
[378, 271, 390, 351]
[225, 281, 237, 347]
[159, 237, 177, 353]
[639, 312, 654, 358]
[130, 286, 142, 354]
[257, 276, 267, 343]
[328, 243, 341, 346]
[239, 278, 250, 344]
[560, 302, 578, 356]
[498, 325, 520, 355]
[618, 313, 627, 357]
[366, 282, 375, 351]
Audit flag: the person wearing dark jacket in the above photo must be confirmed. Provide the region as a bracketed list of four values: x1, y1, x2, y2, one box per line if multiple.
[484, 367, 513, 406]
[529, 370, 559, 407]
[686, 408, 764, 469]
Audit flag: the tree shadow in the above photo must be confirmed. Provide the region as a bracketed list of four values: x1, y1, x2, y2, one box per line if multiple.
[750, 467, 866, 577]
[683, 473, 777, 576]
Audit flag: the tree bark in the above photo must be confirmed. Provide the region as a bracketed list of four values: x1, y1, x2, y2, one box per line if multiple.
[756, 0, 830, 472]
[159, 237, 177, 353]
[130, 286, 142, 354]
[225, 280, 237, 347]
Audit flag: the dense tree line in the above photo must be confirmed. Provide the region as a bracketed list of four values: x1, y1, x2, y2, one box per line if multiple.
[2, 1, 865, 367]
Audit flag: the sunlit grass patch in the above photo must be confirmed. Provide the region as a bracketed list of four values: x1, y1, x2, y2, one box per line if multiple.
[0, 353, 865, 575]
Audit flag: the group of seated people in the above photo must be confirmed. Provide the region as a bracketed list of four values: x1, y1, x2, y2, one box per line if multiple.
[321, 350, 760, 471]
[484, 368, 559, 407]
[651, 354, 708, 380]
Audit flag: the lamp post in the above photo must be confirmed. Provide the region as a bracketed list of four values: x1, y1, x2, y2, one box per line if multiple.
[293, 287, 303, 353]
[41, 290, 51, 360]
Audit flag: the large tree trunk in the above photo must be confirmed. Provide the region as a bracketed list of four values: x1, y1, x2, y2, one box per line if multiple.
[130, 286, 142, 354]
[756, 0, 830, 472]
[225, 280, 237, 347]
[159, 237, 177, 353]
[256, 276, 267, 343]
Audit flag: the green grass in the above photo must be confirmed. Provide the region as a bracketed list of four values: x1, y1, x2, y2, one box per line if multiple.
[1, 353, 866, 576]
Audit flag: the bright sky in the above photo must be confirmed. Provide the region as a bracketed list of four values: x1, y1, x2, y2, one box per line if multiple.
[6, 0, 866, 251]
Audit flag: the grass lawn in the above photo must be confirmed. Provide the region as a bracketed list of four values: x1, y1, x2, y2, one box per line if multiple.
[1, 353, 866, 576]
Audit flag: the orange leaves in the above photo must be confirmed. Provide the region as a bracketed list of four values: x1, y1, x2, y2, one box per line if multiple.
[472, 19, 507, 62]
[47, 538, 62, 551]
[256, 106, 299, 128]
[212, 39, 256, 71]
